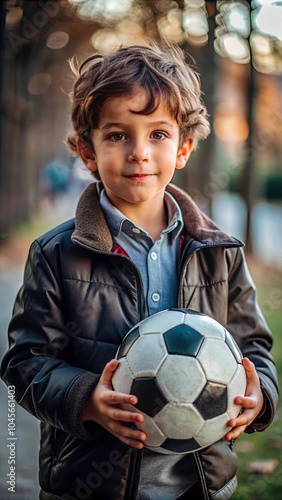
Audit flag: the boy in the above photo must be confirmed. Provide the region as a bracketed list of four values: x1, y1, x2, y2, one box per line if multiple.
[1, 42, 278, 500]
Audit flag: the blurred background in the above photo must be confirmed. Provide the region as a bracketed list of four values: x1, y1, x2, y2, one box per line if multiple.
[0, 1, 281, 499]
[1, 0, 282, 260]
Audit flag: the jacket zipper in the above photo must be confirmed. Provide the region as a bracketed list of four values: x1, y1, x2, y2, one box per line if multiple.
[124, 449, 143, 500]
[193, 452, 210, 500]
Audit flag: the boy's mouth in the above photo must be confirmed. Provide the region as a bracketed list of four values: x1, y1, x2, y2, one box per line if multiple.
[124, 173, 154, 181]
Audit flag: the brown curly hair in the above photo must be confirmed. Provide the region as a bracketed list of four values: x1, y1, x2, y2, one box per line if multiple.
[66, 41, 210, 178]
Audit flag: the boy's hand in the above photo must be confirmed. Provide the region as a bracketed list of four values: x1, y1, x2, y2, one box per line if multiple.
[83, 359, 146, 449]
[225, 357, 264, 441]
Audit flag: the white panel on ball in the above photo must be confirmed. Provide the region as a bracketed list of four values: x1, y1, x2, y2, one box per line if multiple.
[154, 402, 204, 439]
[112, 358, 134, 394]
[139, 310, 185, 334]
[157, 355, 206, 402]
[126, 334, 167, 377]
[197, 338, 238, 384]
[196, 412, 230, 447]
[184, 314, 225, 340]
[137, 414, 166, 447]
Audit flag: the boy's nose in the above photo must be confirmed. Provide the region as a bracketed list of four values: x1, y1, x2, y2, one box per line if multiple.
[128, 145, 150, 163]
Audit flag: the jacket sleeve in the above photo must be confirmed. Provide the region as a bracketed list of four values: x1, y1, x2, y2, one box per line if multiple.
[1, 240, 101, 441]
[226, 247, 279, 433]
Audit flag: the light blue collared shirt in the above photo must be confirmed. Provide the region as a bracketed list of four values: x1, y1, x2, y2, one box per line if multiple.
[100, 189, 184, 316]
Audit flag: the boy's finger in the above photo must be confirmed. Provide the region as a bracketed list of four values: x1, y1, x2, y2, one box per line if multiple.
[225, 425, 246, 441]
[104, 390, 138, 406]
[112, 423, 146, 443]
[242, 357, 254, 370]
[117, 435, 145, 449]
[242, 358, 258, 382]
[100, 359, 119, 385]
[234, 396, 257, 408]
[110, 407, 144, 423]
[227, 407, 255, 428]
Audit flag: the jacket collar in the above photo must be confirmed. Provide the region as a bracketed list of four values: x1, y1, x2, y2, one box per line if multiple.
[72, 181, 242, 252]
[166, 183, 242, 247]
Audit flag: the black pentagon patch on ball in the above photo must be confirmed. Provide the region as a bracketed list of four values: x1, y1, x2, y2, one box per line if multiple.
[164, 324, 204, 356]
[131, 377, 167, 417]
[194, 382, 227, 419]
[224, 331, 242, 364]
[162, 437, 201, 453]
[117, 327, 140, 359]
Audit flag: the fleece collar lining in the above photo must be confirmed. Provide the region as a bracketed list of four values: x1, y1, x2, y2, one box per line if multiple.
[71, 182, 242, 252]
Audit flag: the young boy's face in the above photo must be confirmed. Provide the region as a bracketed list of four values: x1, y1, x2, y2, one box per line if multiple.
[79, 91, 192, 213]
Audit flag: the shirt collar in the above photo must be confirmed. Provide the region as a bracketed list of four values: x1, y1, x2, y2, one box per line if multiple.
[100, 189, 183, 243]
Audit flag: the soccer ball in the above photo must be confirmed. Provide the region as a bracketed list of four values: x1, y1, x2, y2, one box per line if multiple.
[112, 308, 246, 454]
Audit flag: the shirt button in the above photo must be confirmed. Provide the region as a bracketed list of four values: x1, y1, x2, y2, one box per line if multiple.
[132, 227, 141, 234]
[152, 292, 160, 302]
[151, 251, 158, 260]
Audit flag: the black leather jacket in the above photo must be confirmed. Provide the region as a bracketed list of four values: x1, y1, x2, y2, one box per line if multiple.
[1, 182, 278, 500]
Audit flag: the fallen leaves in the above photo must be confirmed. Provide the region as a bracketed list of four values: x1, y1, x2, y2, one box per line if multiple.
[245, 459, 279, 475]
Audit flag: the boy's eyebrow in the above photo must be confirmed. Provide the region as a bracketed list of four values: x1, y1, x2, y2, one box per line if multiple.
[101, 120, 175, 130]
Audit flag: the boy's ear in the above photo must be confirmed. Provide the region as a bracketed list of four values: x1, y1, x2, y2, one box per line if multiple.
[175, 139, 194, 170]
[77, 138, 98, 173]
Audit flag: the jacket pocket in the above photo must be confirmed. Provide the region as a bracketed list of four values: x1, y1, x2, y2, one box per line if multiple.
[196, 439, 238, 498]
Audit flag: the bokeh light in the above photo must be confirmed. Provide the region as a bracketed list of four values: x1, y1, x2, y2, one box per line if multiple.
[215, 1, 251, 64]
[214, 106, 249, 144]
[216, 32, 250, 63]
[46, 31, 70, 50]
[253, 4, 282, 41]
[157, 9, 185, 44]
[184, 0, 206, 7]
[5, 7, 23, 27]
[68, 0, 133, 20]
[182, 4, 209, 46]
[225, 1, 250, 38]
[27, 74, 51, 95]
[183, 8, 209, 37]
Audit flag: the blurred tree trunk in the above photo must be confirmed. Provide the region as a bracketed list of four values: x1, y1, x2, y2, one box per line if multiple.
[0, 0, 102, 239]
[238, 61, 256, 254]
[0, 1, 42, 238]
[0, 0, 7, 239]
[237, 4, 258, 255]
[175, 1, 217, 217]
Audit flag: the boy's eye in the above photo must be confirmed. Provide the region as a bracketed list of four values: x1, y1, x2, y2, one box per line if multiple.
[151, 131, 168, 140]
[108, 132, 127, 141]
